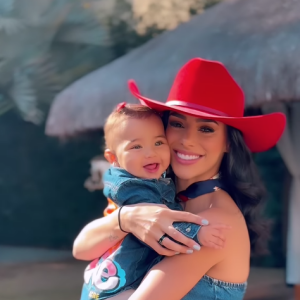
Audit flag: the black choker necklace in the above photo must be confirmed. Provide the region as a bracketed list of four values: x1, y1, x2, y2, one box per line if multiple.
[176, 177, 224, 202]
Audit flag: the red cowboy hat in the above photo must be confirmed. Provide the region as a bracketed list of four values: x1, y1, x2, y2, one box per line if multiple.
[128, 58, 286, 152]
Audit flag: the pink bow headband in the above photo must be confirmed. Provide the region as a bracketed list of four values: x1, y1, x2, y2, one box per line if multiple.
[116, 102, 127, 112]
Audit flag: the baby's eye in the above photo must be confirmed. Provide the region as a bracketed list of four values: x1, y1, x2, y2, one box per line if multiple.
[200, 126, 214, 133]
[132, 145, 142, 149]
[169, 121, 183, 128]
[155, 141, 164, 146]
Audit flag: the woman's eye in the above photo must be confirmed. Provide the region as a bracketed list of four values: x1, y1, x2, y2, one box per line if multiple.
[132, 145, 142, 149]
[155, 141, 163, 146]
[200, 126, 214, 133]
[169, 121, 183, 128]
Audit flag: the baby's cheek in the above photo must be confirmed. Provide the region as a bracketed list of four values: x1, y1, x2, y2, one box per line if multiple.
[124, 156, 144, 177]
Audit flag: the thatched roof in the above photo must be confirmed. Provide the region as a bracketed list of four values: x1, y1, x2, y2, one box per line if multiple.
[46, 0, 300, 137]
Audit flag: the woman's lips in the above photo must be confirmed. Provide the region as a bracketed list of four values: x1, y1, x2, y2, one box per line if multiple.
[143, 163, 160, 173]
[173, 150, 203, 165]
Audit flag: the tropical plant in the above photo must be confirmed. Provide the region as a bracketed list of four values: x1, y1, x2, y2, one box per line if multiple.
[0, 0, 113, 124]
[0, 0, 222, 125]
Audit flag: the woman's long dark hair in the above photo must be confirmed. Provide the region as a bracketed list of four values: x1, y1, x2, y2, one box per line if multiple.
[163, 112, 268, 255]
[220, 126, 268, 255]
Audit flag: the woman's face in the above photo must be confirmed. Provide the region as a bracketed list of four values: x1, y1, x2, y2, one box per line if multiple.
[166, 112, 227, 184]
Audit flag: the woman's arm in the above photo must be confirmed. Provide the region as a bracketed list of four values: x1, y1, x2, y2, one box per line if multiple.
[73, 204, 209, 260]
[73, 209, 127, 260]
[129, 208, 237, 300]
[130, 247, 226, 300]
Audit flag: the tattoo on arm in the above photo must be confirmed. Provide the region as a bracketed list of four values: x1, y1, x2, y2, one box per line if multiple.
[109, 232, 119, 242]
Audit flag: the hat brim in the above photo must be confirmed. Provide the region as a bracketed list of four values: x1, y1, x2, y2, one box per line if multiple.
[128, 80, 286, 153]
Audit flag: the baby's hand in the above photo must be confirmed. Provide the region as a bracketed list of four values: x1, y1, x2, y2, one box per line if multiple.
[199, 223, 231, 249]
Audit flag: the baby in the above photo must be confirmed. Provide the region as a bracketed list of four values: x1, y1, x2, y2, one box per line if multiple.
[80, 103, 226, 300]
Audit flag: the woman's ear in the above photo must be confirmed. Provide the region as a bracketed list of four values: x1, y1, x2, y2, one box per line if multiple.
[104, 149, 118, 166]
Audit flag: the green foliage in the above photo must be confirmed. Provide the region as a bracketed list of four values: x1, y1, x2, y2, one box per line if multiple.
[0, 0, 224, 124]
[107, 0, 223, 59]
[108, 19, 164, 58]
[203, 0, 222, 9]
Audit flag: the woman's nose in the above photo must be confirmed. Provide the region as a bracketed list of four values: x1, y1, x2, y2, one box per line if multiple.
[181, 129, 196, 147]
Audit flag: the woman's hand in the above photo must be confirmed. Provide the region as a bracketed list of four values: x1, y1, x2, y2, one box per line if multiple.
[121, 204, 209, 256]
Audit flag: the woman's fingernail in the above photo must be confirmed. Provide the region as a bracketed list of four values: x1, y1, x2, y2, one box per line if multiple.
[186, 250, 193, 254]
[193, 244, 201, 251]
[202, 219, 209, 225]
[175, 252, 180, 255]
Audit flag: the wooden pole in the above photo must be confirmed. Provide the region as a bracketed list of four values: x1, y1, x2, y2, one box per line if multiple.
[295, 285, 300, 300]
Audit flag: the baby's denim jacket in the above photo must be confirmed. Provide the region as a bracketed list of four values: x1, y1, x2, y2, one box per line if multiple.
[103, 167, 202, 244]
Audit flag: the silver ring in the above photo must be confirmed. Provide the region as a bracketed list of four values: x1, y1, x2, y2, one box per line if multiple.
[158, 234, 167, 246]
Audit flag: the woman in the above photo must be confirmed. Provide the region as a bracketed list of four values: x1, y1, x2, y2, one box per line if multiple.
[73, 58, 286, 300]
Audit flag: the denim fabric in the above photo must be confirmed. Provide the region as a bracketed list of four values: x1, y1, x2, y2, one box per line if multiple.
[103, 167, 201, 244]
[103, 167, 176, 206]
[182, 275, 247, 300]
[80, 167, 202, 300]
[80, 237, 160, 300]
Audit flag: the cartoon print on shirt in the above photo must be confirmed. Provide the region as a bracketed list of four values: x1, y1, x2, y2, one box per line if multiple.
[93, 258, 126, 291]
[83, 240, 126, 298]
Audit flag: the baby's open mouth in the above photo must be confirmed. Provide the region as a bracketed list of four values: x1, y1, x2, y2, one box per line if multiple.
[143, 163, 159, 173]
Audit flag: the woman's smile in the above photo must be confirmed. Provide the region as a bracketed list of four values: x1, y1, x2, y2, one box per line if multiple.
[173, 149, 204, 165]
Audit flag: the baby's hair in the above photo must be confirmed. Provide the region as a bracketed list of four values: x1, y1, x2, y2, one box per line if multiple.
[104, 103, 161, 149]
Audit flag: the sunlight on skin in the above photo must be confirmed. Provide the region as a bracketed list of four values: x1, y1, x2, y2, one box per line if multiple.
[109, 289, 135, 300]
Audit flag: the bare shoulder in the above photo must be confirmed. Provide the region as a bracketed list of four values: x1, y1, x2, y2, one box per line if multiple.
[189, 191, 250, 282]
[185, 189, 248, 246]
[199, 206, 244, 229]
[198, 191, 248, 237]
[211, 189, 240, 213]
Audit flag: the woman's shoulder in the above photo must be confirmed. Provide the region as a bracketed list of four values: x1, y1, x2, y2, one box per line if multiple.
[211, 189, 242, 216]
[186, 189, 248, 239]
[197, 190, 247, 234]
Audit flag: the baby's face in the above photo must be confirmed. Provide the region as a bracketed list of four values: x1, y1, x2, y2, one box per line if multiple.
[114, 115, 170, 179]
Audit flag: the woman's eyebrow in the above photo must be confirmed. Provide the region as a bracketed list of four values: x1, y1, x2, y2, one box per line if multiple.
[169, 112, 186, 119]
[196, 119, 218, 125]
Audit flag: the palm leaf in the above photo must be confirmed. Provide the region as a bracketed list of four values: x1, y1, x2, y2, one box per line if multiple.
[10, 69, 43, 124]
[0, 0, 15, 15]
[27, 55, 63, 104]
[0, 99, 14, 116]
[0, 17, 25, 35]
